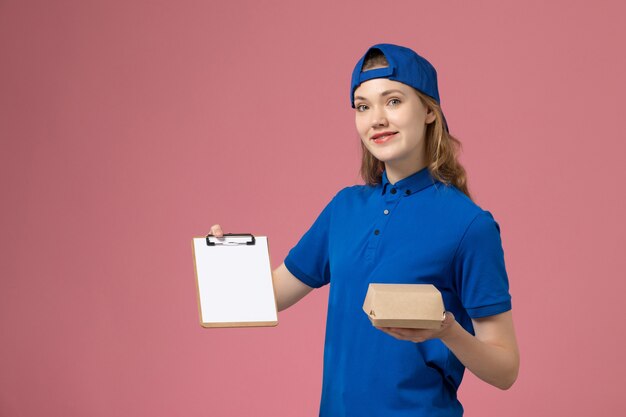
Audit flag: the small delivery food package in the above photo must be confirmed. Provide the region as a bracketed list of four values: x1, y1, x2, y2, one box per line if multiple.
[362, 283, 445, 329]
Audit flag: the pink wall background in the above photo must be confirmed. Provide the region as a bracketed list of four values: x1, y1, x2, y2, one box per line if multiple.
[2, 0, 625, 415]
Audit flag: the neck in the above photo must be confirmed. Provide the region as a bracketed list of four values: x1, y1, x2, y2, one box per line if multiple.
[384, 159, 427, 185]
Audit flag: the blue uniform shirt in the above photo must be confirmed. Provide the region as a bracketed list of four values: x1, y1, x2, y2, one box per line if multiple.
[284, 167, 512, 417]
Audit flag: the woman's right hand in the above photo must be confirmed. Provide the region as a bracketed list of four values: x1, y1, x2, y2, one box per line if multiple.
[209, 224, 224, 238]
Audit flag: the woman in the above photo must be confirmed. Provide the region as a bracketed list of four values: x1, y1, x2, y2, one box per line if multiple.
[211, 43, 519, 416]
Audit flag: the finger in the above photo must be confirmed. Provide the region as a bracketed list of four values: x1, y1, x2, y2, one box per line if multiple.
[381, 328, 406, 340]
[374, 327, 395, 336]
[387, 327, 410, 336]
[210, 224, 223, 237]
[392, 328, 430, 341]
[441, 311, 454, 328]
[444, 311, 455, 323]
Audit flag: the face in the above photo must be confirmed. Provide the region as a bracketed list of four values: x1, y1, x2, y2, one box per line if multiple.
[354, 77, 435, 174]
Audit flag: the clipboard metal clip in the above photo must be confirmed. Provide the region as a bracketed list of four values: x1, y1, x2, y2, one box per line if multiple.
[206, 233, 256, 246]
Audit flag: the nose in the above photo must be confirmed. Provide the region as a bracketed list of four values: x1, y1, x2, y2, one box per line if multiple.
[370, 107, 388, 128]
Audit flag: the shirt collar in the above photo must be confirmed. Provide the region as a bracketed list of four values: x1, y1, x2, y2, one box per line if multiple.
[381, 167, 437, 196]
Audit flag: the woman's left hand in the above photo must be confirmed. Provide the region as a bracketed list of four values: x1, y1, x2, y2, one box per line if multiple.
[375, 311, 456, 343]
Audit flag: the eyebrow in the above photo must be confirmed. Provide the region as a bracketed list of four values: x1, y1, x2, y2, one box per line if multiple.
[354, 89, 407, 101]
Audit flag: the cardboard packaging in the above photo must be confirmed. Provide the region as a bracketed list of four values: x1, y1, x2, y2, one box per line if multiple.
[362, 283, 445, 329]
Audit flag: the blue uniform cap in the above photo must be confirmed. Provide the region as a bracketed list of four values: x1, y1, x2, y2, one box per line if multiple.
[351, 43, 449, 132]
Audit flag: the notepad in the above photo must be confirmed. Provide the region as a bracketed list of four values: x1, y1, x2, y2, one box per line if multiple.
[192, 234, 278, 328]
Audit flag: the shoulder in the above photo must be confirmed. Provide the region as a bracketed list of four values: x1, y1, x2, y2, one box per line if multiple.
[313, 184, 381, 221]
[428, 182, 483, 216]
[432, 182, 482, 212]
[331, 183, 379, 203]
[429, 182, 502, 234]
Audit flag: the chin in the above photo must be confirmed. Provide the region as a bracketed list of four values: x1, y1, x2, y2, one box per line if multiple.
[368, 151, 400, 163]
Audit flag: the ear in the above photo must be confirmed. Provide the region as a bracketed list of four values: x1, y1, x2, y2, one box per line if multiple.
[425, 108, 436, 124]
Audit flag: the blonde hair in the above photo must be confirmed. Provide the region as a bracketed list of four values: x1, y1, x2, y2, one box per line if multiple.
[358, 50, 473, 200]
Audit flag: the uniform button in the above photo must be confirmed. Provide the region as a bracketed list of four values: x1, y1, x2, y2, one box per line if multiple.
[405, 189, 411, 196]
[390, 188, 397, 194]
[383, 209, 389, 215]
[374, 229, 380, 235]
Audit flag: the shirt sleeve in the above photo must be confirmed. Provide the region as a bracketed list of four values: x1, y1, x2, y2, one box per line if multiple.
[452, 210, 512, 318]
[283, 194, 336, 289]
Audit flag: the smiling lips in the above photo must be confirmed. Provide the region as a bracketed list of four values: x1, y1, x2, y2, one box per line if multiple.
[371, 131, 398, 144]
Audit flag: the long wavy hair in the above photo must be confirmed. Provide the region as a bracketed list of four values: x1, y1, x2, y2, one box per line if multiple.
[358, 49, 473, 201]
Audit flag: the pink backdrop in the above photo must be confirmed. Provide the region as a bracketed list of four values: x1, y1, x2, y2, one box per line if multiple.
[2, 0, 625, 415]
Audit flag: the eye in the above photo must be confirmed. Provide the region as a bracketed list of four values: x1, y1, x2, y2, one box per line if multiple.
[356, 104, 368, 112]
[388, 98, 401, 106]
